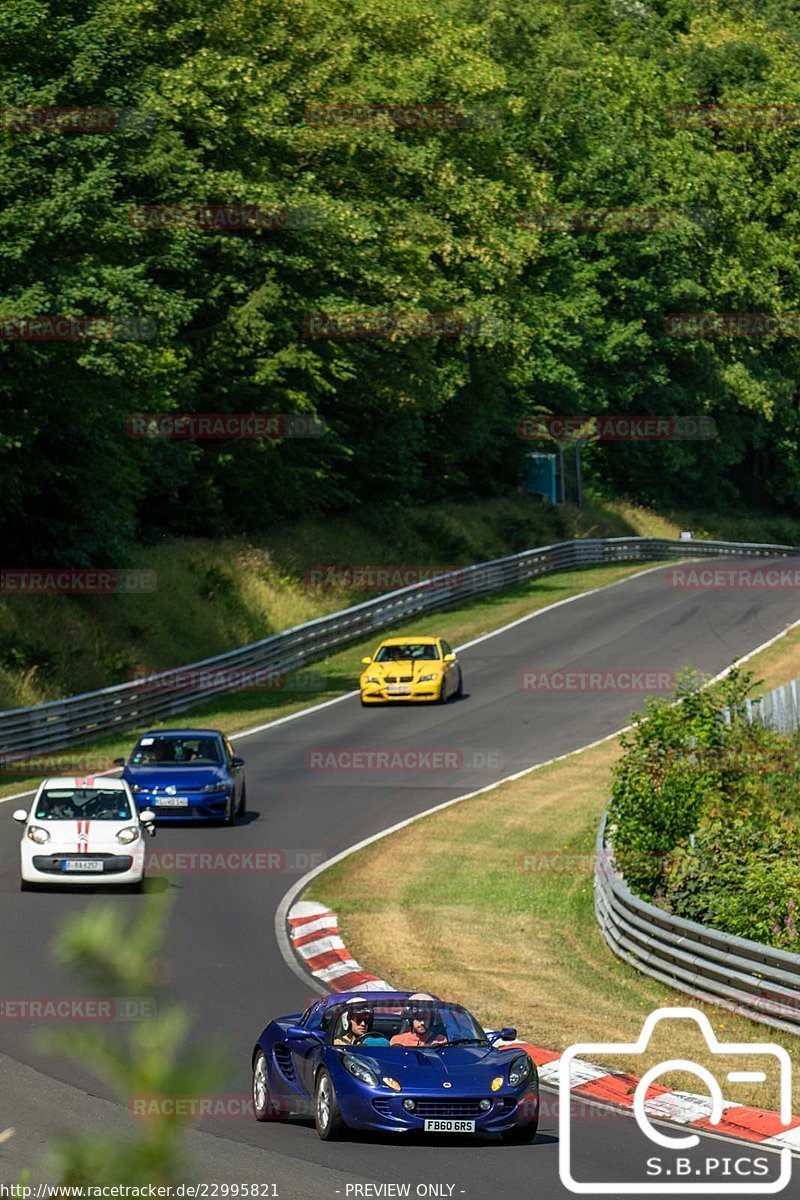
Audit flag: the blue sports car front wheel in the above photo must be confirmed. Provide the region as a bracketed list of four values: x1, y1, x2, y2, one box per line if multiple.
[315, 1068, 346, 1141]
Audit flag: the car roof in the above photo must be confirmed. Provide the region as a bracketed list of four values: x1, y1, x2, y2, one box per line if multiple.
[40, 776, 127, 789]
[378, 636, 439, 646]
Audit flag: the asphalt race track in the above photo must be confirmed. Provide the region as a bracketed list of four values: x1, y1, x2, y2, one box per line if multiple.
[2, 559, 800, 1199]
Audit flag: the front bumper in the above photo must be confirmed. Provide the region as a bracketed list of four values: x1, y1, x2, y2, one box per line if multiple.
[21, 846, 145, 885]
[133, 793, 231, 819]
[360, 684, 442, 703]
[337, 1083, 539, 1135]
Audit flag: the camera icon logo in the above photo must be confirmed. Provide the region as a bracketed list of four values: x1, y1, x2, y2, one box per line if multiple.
[559, 1007, 793, 1194]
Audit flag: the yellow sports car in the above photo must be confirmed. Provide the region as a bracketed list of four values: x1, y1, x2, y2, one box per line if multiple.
[359, 636, 463, 706]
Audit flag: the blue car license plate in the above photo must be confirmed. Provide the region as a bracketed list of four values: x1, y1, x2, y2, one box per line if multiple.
[423, 1119, 475, 1133]
[155, 797, 189, 807]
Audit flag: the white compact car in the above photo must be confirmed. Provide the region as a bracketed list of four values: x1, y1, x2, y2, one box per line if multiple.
[13, 776, 155, 891]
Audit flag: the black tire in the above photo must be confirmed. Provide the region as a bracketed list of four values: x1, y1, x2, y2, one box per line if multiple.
[224, 790, 236, 826]
[437, 677, 449, 705]
[454, 669, 464, 698]
[237, 782, 247, 817]
[314, 1068, 346, 1140]
[252, 1050, 275, 1121]
[124, 879, 144, 894]
[501, 1117, 538, 1144]
[20, 879, 35, 892]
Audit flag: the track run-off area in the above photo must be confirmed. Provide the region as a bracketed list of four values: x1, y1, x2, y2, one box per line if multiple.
[3, 558, 800, 1200]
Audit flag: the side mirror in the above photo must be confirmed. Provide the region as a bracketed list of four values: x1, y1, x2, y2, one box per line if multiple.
[113, 757, 126, 767]
[140, 809, 155, 823]
[12, 809, 28, 823]
[361, 657, 372, 665]
[231, 756, 245, 768]
[443, 653, 457, 663]
[285, 1025, 325, 1043]
[488, 1027, 517, 1044]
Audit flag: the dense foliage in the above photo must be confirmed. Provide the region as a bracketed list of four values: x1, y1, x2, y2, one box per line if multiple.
[608, 667, 800, 951]
[2, 0, 800, 563]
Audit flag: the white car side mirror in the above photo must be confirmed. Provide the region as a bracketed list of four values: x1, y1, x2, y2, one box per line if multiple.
[139, 809, 155, 823]
[12, 809, 28, 823]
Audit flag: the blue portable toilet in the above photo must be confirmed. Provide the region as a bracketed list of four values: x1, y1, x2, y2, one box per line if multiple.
[524, 452, 557, 503]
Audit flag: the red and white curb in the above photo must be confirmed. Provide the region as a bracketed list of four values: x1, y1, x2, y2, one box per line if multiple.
[288, 901, 800, 1152]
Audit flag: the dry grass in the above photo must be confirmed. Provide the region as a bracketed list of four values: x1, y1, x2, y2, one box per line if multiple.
[309, 651, 800, 1112]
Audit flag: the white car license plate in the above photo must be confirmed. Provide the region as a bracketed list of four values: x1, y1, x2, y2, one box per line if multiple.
[386, 684, 412, 695]
[62, 860, 103, 872]
[423, 1119, 475, 1133]
[155, 797, 189, 807]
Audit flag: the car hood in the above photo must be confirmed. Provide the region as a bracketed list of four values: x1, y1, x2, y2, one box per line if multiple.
[364, 660, 443, 677]
[335, 1045, 520, 1086]
[122, 766, 227, 791]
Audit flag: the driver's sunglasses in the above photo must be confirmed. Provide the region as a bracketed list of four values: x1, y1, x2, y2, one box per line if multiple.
[411, 1010, 430, 1020]
[351, 1012, 371, 1022]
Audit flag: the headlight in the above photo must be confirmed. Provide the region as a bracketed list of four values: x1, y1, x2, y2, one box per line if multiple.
[26, 825, 50, 844]
[508, 1054, 533, 1088]
[341, 1054, 379, 1087]
[419, 673, 437, 682]
[116, 826, 139, 844]
[201, 782, 227, 794]
[366, 676, 380, 684]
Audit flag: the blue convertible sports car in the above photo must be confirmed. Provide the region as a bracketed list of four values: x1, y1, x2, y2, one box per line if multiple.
[114, 729, 246, 824]
[251, 991, 539, 1143]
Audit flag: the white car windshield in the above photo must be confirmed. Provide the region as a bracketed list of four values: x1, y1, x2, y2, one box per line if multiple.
[34, 789, 134, 821]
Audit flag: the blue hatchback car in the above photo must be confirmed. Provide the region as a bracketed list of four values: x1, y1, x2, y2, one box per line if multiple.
[251, 991, 539, 1142]
[115, 729, 246, 824]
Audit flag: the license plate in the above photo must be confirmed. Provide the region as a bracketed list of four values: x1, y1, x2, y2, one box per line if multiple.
[155, 797, 189, 807]
[386, 684, 412, 695]
[423, 1119, 475, 1133]
[62, 860, 103, 872]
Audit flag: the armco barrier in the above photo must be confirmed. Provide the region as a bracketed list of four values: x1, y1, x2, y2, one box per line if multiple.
[1, 535, 797, 761]
[595, 677, 800, 1036]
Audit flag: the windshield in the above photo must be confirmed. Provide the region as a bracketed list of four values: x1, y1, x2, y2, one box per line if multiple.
[129, 735, 223, 766]
[35, 789, 134, 821]
[375, 643, 439, 663]
[327, 1000, 488, 1048]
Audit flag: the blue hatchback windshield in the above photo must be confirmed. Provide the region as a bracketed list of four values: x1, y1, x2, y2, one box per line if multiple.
[129, 736, 222, 766]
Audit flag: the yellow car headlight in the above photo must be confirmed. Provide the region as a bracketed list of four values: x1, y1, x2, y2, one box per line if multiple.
[419, 673, 438, 682]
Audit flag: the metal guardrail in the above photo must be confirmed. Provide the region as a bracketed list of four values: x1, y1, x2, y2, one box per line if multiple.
[595, 677, 800, 1036]
[1, 535, 797, 761]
